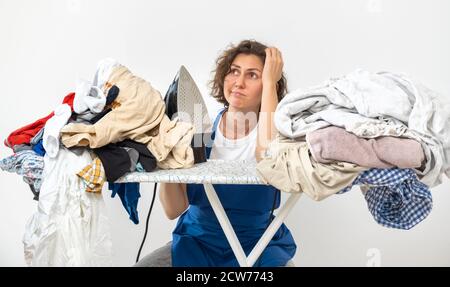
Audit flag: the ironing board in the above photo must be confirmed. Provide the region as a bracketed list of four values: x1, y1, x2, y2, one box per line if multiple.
[116, 159, 301, 267]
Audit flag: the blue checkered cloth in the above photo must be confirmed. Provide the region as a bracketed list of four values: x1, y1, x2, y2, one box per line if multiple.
[339, 168, 432, 230]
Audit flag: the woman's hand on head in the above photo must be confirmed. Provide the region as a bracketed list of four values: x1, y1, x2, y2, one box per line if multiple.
[262, 47, 284, 87]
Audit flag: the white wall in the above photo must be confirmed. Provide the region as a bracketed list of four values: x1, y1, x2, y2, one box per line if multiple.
[1, 0, 449, 266]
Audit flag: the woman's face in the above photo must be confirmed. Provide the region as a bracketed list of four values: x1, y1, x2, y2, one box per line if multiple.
[223, 53, 263, 113]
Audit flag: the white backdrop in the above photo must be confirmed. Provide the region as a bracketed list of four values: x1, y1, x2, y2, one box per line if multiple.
[1, 0, 449, 266]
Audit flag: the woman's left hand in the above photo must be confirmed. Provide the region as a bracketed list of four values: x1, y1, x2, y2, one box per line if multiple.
[262, 47, 284, 86]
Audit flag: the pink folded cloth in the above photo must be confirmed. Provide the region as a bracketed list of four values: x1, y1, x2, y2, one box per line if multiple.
[306, 126, 425, 169]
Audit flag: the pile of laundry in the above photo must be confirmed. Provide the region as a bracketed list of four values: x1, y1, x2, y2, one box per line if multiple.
[0, 58, 195, 266]
[257, 69, 450, 230]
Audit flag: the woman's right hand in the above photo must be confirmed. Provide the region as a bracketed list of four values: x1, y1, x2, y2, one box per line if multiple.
[262, 47, 284, 88]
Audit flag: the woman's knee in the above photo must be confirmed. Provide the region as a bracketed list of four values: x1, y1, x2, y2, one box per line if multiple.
[133, 242, 172, 267]
[284, 259, 296, 267]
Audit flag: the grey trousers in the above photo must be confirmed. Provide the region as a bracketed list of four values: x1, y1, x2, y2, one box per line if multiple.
[134, 242, 172, 267]
[133, 242, 295, 267]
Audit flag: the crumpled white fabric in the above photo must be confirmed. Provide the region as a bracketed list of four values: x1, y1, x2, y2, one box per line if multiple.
[92, 58, 120, 90]
[73, 57, 120, 120]
[275, 69, 450, 187]
[43, 104, 72, 158]
[74, 79, 106, 114]
[23, 147, 113, 266]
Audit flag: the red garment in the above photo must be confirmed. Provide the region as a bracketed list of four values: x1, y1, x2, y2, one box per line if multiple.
[4, 93, 75, 149]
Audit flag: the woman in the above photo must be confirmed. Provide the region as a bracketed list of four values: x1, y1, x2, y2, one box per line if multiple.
[136, 40, 297, 267]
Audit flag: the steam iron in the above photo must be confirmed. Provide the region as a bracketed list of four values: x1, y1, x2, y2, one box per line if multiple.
[164, 66, 212, 163]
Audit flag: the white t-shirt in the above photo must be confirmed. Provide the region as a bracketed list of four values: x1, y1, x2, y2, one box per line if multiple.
[209, 115, 258, 162]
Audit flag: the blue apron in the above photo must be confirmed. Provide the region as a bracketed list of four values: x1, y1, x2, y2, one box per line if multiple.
[172, 109, 297, 267]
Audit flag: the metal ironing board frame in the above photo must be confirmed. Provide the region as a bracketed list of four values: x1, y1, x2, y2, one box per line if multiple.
[116, 159, 300, 267]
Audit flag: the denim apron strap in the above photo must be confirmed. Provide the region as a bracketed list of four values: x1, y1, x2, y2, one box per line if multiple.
[205, 108, 226, 159]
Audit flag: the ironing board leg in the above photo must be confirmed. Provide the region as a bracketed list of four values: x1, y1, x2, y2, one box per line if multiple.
[203, 183, 301, 267]
[203, 183, 249, 267]
[246, 193, 302, 267]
